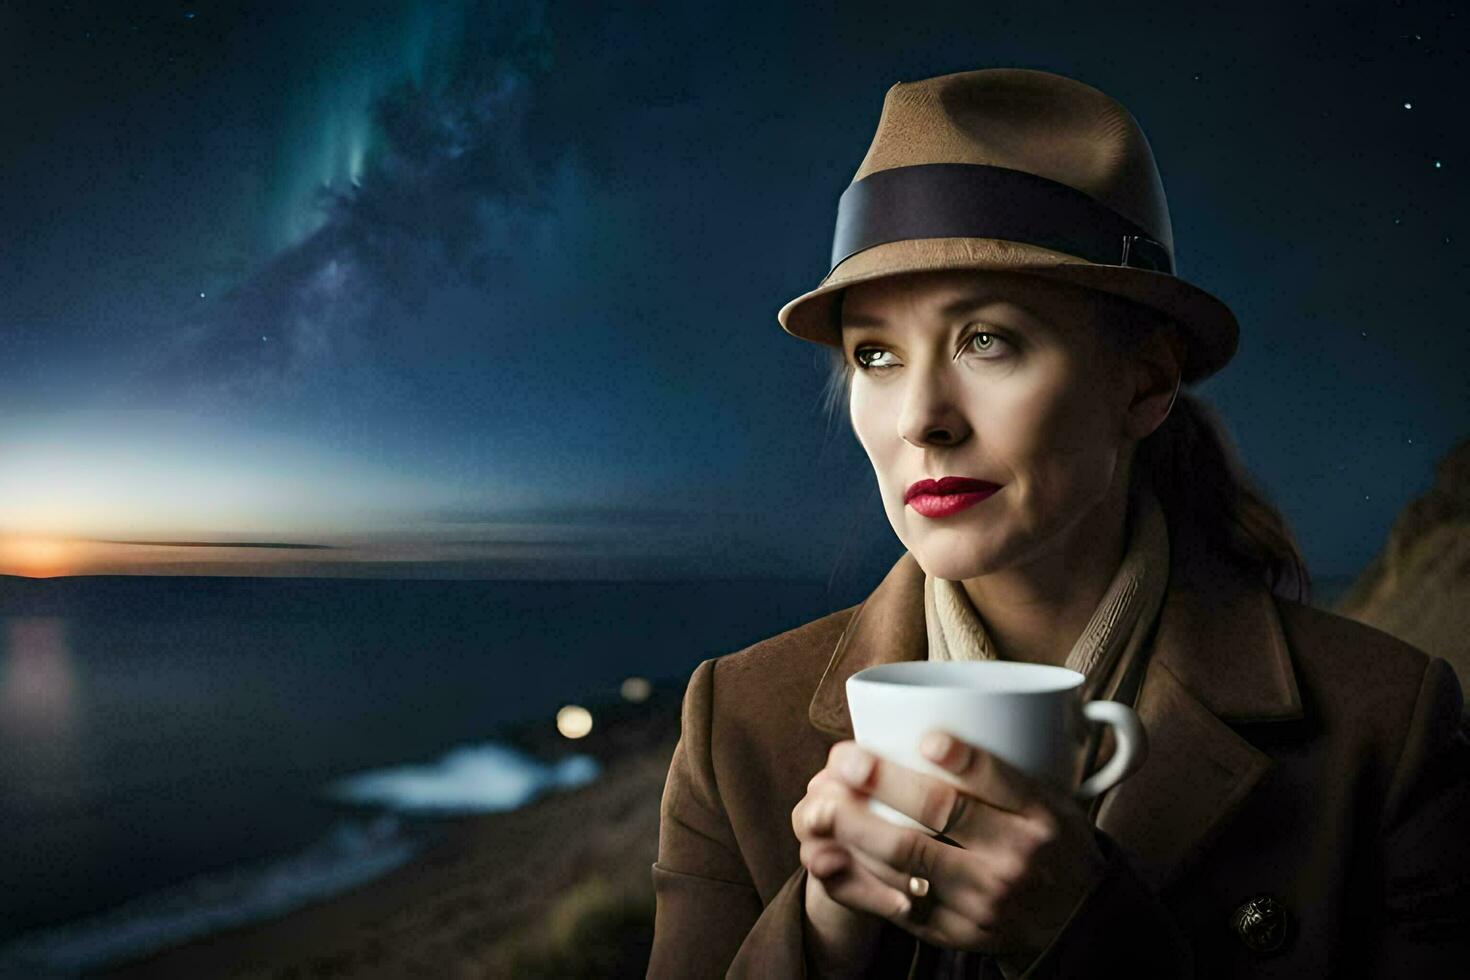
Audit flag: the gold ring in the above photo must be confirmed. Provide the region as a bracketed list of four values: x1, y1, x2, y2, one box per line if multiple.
[905, 879, 934, 925]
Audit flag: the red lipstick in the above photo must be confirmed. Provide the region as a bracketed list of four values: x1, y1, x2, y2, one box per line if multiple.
[905, 476, 1003, 518]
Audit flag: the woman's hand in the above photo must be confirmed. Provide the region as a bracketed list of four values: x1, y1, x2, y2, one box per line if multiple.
[793, 729, 1109, 965]
[793, 767, 889, 973]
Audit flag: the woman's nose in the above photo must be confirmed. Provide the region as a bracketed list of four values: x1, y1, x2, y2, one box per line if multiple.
[897, 375, 968, 447]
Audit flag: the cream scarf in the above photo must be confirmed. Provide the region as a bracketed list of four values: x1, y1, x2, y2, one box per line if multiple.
[923, 479, 1170, 710]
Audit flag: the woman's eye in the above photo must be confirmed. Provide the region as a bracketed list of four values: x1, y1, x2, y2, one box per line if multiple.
[853, 347, 896, 371]
[853, 331, 1008, 372]
[965, 330, 1007, 355]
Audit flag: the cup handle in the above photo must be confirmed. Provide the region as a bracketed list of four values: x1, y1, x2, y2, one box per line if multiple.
[1075, 700, 1148, 800]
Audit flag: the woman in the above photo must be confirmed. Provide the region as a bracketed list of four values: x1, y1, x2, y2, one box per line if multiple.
[648, 68, 1469, 978]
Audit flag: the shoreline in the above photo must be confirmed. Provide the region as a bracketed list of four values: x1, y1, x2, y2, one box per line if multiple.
[103, 738, 676, 978]
[8, 685, 684, 979]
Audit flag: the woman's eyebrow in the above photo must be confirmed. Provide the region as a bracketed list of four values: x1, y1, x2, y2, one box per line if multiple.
[841, 294, 1029, 328]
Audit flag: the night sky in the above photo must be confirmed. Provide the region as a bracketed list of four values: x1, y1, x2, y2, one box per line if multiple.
[1, 0, 1465, 584]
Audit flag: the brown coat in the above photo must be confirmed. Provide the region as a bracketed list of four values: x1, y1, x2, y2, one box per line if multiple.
[648, 541, 1470, 978]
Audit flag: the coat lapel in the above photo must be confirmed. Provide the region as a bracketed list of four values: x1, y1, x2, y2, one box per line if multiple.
[808, 550, 930, 739]
[807, 538, 1303, 894]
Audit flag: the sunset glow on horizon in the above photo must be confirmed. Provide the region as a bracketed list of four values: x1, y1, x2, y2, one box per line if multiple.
[0, 531, 572, 579]
[0, 514, 744, 580]
[0, 409, 791, 580]
[0, 538, 78, 579]
[0, 534, 356, 579]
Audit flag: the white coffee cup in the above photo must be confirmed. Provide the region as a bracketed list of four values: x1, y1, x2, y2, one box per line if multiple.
[846, 660, 1147, 834]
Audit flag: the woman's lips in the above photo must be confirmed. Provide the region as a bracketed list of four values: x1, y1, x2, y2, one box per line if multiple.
[905, 478, 1003, 518]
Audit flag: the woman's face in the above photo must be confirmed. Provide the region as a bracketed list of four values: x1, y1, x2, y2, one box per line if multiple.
[839, 268, 1160, 582]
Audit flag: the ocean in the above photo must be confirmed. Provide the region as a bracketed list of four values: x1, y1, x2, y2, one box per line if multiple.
[0, 573, 845, 975]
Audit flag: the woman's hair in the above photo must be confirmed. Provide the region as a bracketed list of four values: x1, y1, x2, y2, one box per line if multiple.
[819, 286, 1314, 604]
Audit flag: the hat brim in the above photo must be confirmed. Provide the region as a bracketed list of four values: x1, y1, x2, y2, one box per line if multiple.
[777, 237, 1239, 385]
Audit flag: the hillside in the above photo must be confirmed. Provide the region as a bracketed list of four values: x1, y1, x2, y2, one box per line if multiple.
[1332, 435, 1470, 701]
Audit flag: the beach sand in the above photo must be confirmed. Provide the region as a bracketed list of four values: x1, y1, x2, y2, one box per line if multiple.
[102, 694, 682, 979]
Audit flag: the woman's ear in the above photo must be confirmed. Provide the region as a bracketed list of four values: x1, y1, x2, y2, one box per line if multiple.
[1123, 324, 1182, 442]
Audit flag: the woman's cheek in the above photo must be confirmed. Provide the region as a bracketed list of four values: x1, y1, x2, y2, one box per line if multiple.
[986, 386, 1098, 518]
[984, 385, 1057, 470]
[1006, 367, 1111, 463]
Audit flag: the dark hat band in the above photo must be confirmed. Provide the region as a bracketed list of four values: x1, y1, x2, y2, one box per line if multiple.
[830, 162, 1175, 277]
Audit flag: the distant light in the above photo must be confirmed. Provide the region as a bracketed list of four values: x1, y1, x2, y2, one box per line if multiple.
[1434, 160, 1442, 168]
[621, 676, 652, 702]
[199, 292, 205, 298]
[556, 704, 593, 739]
[1403, 101, 1412, 109]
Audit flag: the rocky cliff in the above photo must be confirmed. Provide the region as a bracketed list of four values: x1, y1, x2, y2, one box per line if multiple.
[1332, 435, 1470, 702]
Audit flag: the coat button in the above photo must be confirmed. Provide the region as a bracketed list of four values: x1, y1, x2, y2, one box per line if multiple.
[1230, 894, 1291, 954]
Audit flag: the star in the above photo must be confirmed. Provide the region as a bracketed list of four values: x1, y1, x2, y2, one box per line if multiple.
[1403, 101, 1413, 109]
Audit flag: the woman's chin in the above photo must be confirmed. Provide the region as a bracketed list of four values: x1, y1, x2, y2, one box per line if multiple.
[908, 542, 1008, 582]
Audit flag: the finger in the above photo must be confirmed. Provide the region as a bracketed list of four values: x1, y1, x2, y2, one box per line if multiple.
[793, 774, 876, 843]
[830, 741, 1015, 844]
[841, 837, 999, 926]
[804, 837, 916, 920]
[918, 730, 1056, 817]
[823, 779, 997, 917]
[801, 838, 852, 879]
[820, 848, 1004, 952]
[807, 767, 849, 795]
[805, 769, 1023, 899]
[793, 786, 846, 842]
[805, 799, 1010, 952]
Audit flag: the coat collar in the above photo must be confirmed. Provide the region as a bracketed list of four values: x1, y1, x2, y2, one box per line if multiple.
[808, 535, 1303, 893]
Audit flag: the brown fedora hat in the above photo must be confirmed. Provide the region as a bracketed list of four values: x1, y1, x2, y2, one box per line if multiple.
[777, 67, 1239, 384]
